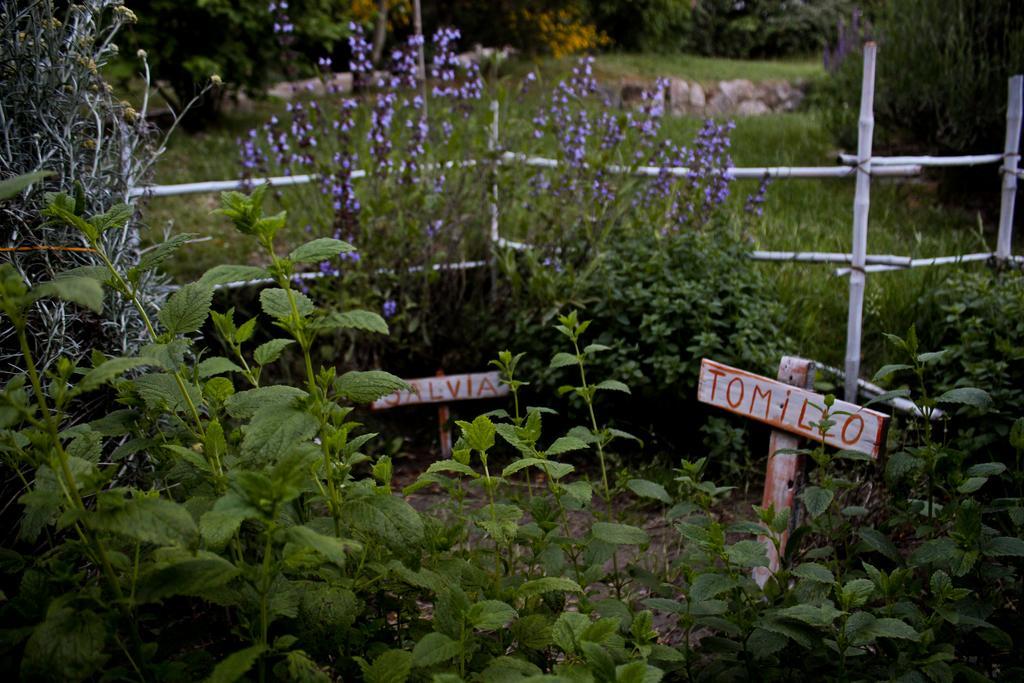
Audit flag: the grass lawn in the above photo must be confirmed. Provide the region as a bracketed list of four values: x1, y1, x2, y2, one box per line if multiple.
[138, 58, 1003, 374]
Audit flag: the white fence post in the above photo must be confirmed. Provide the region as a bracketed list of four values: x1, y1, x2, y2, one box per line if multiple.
[489, 99, 500, 299]
[844, 43, 877, 402]
[997, 75, 1023, 263]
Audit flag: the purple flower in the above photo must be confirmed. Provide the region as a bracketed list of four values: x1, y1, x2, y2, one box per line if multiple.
[382, 299, 398, 319]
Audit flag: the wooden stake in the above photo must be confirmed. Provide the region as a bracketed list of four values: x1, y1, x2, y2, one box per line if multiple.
[436, 370, 452, 458]
[844, 43, 877, 402]
[997, 75, 1023, 263]
[753, 357, 815, 588]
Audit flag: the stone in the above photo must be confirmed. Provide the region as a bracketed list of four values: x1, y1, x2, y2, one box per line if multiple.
[689, 82, 706, 109]
[719, 79, 757, 103]
[736, 99, 771, 116]
[668, 77, 691, 115]
[267, 72, 353, 100]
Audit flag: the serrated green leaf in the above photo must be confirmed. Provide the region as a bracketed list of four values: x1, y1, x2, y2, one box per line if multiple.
[457, 414, 496, 453]
[33, 277, 104, 314]
[411, 632, 460, 667]
[318, 309, 388, 334]
[801, 486, 834, 519]
[984, 536, 1024, 557]
[137, 233, 196, 275]
[198, 264, 270, 287]
[746, 627, 788, 659]
[335, 370, 409, 403]
[21, 606, 107, 681]
[935, 387, 992, 409]
[841, 578, 875, 609]
[562, 480, 593, 504]
[77, 357, 151, 393]
[254, 339, 295, 366]
[241, 406, 319, 461]
[0, 170, 52, 201]
[342, 494, 424, 550]
[689, 573, 736, 602]
[288, 525, 357, 567]
[359, 650, 412, 683]
[137, 553, 241, 603]
[872, 364, 911, 382]
[132, 373, 202, 413]
[776, 603, 842, 627]
[550, 352, 578, 369]
[160, 283, 213, 334]
[627, 479, 672, 504]
[467, 600, 518, 630]
[592, 522, 648, 546]
[289, 238, 356, 263]
[966, 462, 1006, 477]
[726, 539, 769, 567]
[88, 494, 198, 546]
[546, 435, 589, 455]
[205, 645, 266, 683]
[197, 356, 242, 378]
[261, 288, 314, 319]
[518, 577, 583, 599]
[225, 385, 307, 419]
[792, 563, 835, 584]
[594, 379, 630, 393]
[957, 477, 988, 494]
[502, 458, 574, 479]
[424, 459, 478, 478]
[870, 617, 920, 641]
[200, 494, 260, 548]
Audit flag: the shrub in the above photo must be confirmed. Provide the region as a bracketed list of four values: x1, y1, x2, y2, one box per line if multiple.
[124, 0, 352, 117]
[921, 270, 1024, 465]
[689, 0, 859, 59]
[499, 226, 790, 472]
[821, 0, 1024, 154]
[0, 1, 161, 380]
[587, 0, 693, 53]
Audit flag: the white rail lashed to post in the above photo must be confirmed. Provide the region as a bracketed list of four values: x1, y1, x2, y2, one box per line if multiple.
[844, 43, 877, 402]
[998, 75, 1023, 263]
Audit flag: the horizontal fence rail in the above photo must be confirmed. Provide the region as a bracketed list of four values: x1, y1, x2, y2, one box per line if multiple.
[837, 152, 1005, 167]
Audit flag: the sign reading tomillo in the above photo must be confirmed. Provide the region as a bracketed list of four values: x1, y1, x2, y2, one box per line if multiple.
[697, 358, 887, 458]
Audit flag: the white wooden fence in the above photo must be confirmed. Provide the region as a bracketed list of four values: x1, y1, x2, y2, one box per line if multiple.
[130, 45, 1023, 404]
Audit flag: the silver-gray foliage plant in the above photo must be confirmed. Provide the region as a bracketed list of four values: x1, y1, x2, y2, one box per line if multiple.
[0, 0, 164, 377]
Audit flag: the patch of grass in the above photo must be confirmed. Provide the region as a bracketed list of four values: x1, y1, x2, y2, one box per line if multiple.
[594, 52, 824, 84]
[501, 52, 824, 85]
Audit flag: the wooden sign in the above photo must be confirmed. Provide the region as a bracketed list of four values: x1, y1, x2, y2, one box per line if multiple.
[371, 370, 509, 458]
[371, 371, 508, 411]
[697, 357, 890, 587]
[697, 358, 887, 458]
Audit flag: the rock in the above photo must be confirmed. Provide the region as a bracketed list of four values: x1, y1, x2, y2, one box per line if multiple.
[689, 82, 706, 110]
[736, 99, 771, 116]
[620, 81, 647, 107]
[267, 72, 353, 100]
[669, 78, 691, 115]
[720, 79, 757, 103]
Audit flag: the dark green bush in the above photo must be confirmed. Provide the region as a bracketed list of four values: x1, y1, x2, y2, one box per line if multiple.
[124, 0, 351, 116]
[925, 270, 1024, 461]
[821, 0, 1024, 154]
[499, 227, 791, 466]
[587, 0, 693, 53]
[690, 0, 858, 59]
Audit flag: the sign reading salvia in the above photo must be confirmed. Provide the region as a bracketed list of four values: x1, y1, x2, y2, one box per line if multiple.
[697, 358, 887, 458]
[372, 371, 509, 410]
